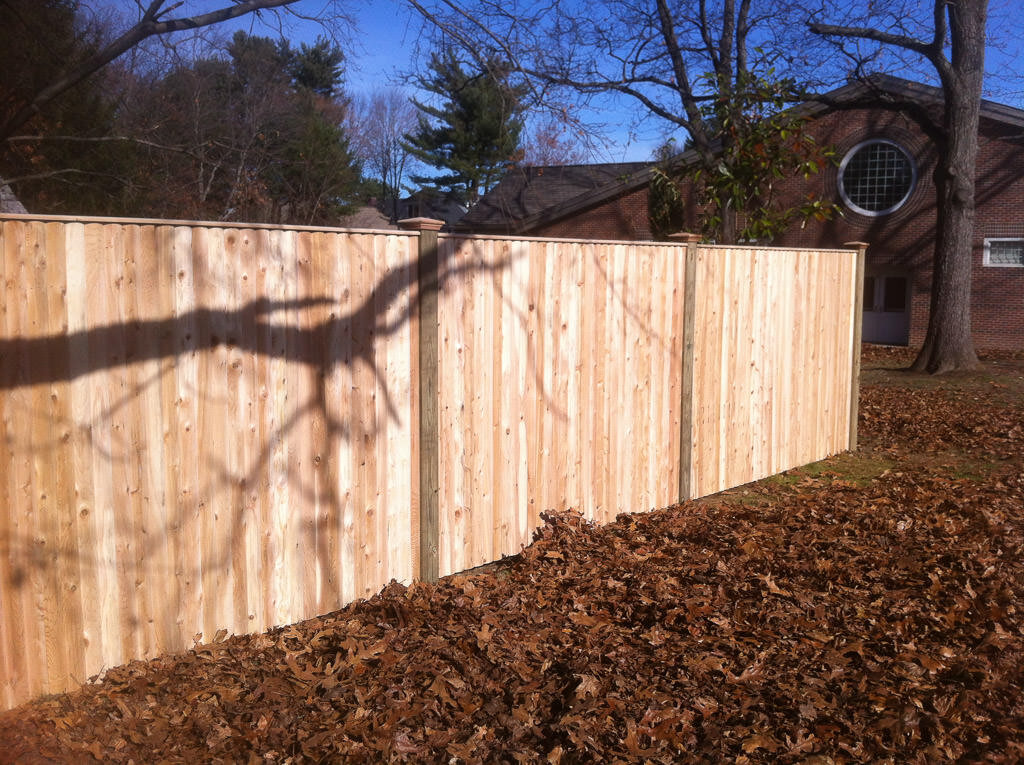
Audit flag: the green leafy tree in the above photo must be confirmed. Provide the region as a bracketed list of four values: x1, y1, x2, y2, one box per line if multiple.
[648, 165, 686, 241]
[647, 75, 837, 243]
[688, 74, 838, 243]
[404, 50, 525, 205]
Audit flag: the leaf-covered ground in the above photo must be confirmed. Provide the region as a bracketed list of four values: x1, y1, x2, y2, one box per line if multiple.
[2, 348, 1023, 764]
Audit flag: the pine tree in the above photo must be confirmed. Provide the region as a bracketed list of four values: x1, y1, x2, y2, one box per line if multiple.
[288, 37, 344, 98]
[404, 51, 524, 205]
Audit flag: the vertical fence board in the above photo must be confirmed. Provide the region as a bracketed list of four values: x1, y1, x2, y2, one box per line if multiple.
[0, 222, 13, 708]
[43, 221, 81, 694]
[690, 246, 857, 498]
[25, 222, 53, 695]
[12, 221, 41, 698]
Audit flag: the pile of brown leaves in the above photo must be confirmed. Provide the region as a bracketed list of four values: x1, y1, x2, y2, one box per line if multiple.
[2, 360, 1023, 763]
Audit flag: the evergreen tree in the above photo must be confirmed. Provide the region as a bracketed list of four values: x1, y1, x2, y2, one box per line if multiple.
[288, 37, 345, 98]
[404, 51, 524, 205]
[0, 0, 130, 213]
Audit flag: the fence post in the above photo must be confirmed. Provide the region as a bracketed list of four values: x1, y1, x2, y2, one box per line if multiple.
[844, 242, 868, 451]
[400, 217, 445, 583]
[669, 232, 701, 502]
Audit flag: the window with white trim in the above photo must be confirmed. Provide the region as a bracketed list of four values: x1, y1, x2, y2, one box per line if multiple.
[984, 238, 1024, 267]
[838, 139, 916, 217]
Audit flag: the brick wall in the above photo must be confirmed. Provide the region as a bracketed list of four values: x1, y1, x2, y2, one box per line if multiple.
[522, 106, 1024, 351]
[534, 187, 654, 240]
[968, 119, 1024, 349]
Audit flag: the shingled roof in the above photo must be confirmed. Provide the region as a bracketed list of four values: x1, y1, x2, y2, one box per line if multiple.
[457, 162, 650, 233]
[0, 179, 27, 214]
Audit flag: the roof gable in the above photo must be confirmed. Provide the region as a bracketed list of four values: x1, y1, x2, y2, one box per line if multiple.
[457, 162, 649, 232]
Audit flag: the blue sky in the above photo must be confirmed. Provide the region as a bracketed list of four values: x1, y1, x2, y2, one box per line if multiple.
[111, 0, 1024, 163]
[305, 0, 1024, 163]
[336, 0, 672, 162]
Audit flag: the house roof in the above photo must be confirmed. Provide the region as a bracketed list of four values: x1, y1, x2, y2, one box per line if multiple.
[0, 179, 27, 214]
[459, 75, 1024, 235]
[338, 204, 397, 230]
[457, 162, 650, 233]
[795, 74, 1024, 128]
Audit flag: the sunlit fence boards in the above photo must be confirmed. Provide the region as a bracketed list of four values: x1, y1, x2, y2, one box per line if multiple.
[0, 214, 862, 709]
[0, 217, 420, 710]
[689, 245, 861, 498]
[435, 236, 687, 576]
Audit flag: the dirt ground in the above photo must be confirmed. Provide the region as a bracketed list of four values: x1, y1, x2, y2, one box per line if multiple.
[1, 345, 1022, 764]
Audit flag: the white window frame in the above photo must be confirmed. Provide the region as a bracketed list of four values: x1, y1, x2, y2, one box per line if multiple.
[838, 139, 917, 217]
[983, 238, 1024, 268]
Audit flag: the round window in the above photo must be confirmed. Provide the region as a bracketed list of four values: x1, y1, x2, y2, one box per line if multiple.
[838, 139, 916, 216]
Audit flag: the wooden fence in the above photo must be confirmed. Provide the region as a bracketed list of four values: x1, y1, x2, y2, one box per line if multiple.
[0, 214, 863, 710]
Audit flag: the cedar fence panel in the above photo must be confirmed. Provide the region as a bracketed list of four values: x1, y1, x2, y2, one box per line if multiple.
[688, 245, 861, 498]
[0, 214, 863, 710]
[0, 217, 419, 710]
[434, 236, 686, 576]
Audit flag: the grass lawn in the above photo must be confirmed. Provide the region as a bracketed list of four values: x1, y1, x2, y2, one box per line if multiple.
[1, 346, 1022, 763]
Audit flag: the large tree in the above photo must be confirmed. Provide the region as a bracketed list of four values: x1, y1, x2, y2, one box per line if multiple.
[0, 0, 133, 211]
[404, 49, 525, 205]
[0, 0, 319, 143]
[405, 0, 802, 241]
[809, 1, 987, 373]
[0, 0, 352, 212]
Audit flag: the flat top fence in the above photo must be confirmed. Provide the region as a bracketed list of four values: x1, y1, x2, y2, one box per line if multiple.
[0, 213, 863, 710]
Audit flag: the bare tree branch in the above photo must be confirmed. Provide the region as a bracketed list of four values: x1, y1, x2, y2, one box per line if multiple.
[0, 0, 304, 142]
[807, 21, 937, 60]
[6, 133, 213, 161]
[1, 167, 129, 186]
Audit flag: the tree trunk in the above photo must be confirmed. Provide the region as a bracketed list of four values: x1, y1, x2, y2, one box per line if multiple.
[911, 2, 986, 373]
[720, 205, 738, 245]
[911, 161, 980, 373]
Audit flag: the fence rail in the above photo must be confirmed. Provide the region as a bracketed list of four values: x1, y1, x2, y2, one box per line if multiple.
[0, 214, 863, 710]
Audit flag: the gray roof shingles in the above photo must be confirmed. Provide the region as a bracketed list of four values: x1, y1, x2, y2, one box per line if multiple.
[458, 162, 649, 232]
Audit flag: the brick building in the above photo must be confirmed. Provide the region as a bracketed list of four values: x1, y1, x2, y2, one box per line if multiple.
[459, 77, 1024, 350]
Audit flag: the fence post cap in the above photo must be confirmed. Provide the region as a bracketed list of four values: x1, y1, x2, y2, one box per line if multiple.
[844, 241, 870, 250]
[667, 232, 702, 243]
[398, 217, 445, 232]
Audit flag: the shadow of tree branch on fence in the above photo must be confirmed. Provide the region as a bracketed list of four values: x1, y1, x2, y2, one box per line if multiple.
[0, 231, 516, 653]
[0, 224, 675, 697]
